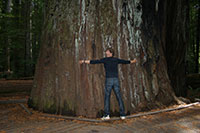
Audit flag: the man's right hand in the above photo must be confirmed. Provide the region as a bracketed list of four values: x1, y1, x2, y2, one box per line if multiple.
[79, 60, 90, 64]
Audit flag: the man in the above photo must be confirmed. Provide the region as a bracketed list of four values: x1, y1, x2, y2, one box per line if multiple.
[79, 48, 136, 120]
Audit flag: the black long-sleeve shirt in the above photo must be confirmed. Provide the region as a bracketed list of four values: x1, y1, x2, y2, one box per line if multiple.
[90, 57, 130, 78]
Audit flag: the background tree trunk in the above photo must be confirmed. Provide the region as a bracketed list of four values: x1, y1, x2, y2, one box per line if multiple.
[6, 0, 12, 72]
[165, 0, 189, 96]
[29, 0, 187, 118]
[195, 0, 200, 73]
[12, 0, 23, 76]
[24, 0, 33, 76]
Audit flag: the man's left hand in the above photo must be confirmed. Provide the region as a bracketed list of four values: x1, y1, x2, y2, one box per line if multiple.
[131, 59, 137, 64]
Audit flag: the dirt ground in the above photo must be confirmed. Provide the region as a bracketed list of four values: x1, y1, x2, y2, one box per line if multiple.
[0, 80, 200, 132]
[0, 97, 200, 132]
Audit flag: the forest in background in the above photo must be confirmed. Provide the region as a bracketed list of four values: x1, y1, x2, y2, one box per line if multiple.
[0, 0, 43, 78]
[187, 0, 200, 74]
[0, 0, 199, 78]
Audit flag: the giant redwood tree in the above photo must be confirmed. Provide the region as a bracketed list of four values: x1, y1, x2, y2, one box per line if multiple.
[29, 0, 188, 118]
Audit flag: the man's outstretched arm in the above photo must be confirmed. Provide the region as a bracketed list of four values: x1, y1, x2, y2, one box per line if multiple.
[79, 58, 104, 64]
[118, 58, 137, 64]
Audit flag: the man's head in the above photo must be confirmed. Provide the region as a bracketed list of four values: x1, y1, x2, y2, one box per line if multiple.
[105, 48, 114, 57]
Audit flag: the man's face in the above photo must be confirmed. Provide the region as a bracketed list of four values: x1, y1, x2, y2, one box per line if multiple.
[106, 50, 113, 57]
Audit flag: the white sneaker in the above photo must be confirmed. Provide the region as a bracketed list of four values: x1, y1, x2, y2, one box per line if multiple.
[120, 116, 126, 120]
[101, 115, 110, 120]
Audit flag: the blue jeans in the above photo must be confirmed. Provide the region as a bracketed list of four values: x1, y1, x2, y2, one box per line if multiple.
[104, 78, 125, 116]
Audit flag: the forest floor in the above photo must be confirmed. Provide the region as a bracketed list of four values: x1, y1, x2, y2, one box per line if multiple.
[0, 80, 200, 133]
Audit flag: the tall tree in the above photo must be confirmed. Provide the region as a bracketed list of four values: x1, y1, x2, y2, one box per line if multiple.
[6, 0, 12, 72]
[23, 0, 32, 76]
[29, 0, 188, 118]
[195, 0, 200, 73]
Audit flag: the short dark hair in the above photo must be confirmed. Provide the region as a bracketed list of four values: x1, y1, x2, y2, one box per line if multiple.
[105, 48, 114, 56]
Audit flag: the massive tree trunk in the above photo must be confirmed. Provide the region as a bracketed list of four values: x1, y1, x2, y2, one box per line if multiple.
[29, 0, 187, 118]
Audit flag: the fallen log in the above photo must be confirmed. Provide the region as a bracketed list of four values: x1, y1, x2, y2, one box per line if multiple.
[0, 99, 27, 104]
[42, 102, 200, 123]
[19, 103, 32, 115]
[0, 99, 32, 115]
